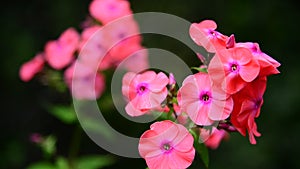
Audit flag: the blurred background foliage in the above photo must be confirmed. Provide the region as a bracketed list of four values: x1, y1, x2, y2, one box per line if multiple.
[1, 0, 300, 168]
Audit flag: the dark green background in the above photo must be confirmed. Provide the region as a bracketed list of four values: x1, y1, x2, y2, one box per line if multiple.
[1, 0, 299, 168]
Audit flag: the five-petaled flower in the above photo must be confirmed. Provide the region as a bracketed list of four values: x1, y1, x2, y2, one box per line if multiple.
[122, 71, 169, 116]
[139, 120, 195, 169]
[178, 72, 233, 125]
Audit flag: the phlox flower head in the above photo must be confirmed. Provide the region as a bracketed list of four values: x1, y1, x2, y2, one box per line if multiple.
[231, 77, 267, 144]
[64, 61, 105, 100]
[139, 120, 195, 169]
[103, 16, 142, 63]
[189, 20, 228, 53]
[78, 25, 112, 70]
[235, 42, 280, 76]
[208, 47, 260, 94]
[119, 48, 149, 73]
[89, 0, 132, 25]
[45, 28, 80, 69]
[178, 72, 233, 126]
[19, 53, 45, 82]
[122, 71, 169, 117]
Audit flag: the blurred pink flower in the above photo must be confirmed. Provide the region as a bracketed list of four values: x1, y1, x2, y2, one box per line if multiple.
[103, 16, 142, 63]
[139, 120, 195, 169]
[78, 25, 112, 70]
[178, 72, 233, 126]
[19, 53, 45, 82]
[30, 133, 43, 144]
[120, 48, 149, 73]
[89, 0, 132, 25]
[208, 47, 260, 94]
[189, 20, 228, 53]
[45, 28, 80, 69]
[122, 71, 168, 116]
[200, 127, 228, 149]
[64, 61, 105, 100]
[231, 77, 267, 144]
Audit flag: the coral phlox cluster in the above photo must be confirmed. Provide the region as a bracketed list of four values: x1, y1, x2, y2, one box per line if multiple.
[122, 20, 280, 169]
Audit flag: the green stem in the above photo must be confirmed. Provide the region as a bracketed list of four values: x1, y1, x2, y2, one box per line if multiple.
[68, 125, 83, 169]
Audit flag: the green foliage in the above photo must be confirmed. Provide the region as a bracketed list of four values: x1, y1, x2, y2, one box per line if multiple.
[189, 128, 209, 168]
[49, 105, 77, 124]
[27, 162, 55, 169]
[77, 155, 115, 169]
[191, 67, 208, 73]
[40, 135, 57, 159]
[55, 157, 69, 169]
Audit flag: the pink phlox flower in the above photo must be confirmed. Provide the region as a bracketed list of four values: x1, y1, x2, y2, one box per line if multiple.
[19, 53, 45, 82]
[45, 28, 80, 69]
[64, 61, 105, 100]
[122, 71, 169, 116]
[236, 42, 280, 76]
[200, 127, 229, 149]
[78, 25, 112, 70]
[208, 47, 260, 94]
[119, 48, 149, 73]
[89, 0, 132, 25]
[178, 72, 233, 126]
[231, 77, 267, 144]
[103, 16, 141, 63]
[139, 120, 195, 169]
[189, 20, 228, 53]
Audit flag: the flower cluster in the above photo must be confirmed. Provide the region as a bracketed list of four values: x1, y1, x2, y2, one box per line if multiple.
[19, 0, 148, 100]
[122, 20, 280, 168]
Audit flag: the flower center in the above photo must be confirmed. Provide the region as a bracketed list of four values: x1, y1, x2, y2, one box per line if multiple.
[137, 83, 148, 95]
[163, 143, 171, 151]
[202, 94, 210, 102]
[207, 29, 217, 37]
[161, 142, 173, 153]
[231, 64, 238, 72]
[200, 91, 211, 103]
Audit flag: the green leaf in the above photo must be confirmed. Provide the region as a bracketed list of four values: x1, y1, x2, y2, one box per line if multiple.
[195, 142, 209, 168]
[41, 135, 56, 158]
[191, 67, 208, 73]
[189, 128, 209, 168]
[55, 156, 69, 169]
[49, 105, 77, 124]
[77, 155, 115, 169]
[81, 118, 113, 139]
[27, 162, 55, 169]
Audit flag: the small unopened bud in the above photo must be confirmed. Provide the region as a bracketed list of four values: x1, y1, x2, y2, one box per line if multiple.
[169, 73, 176, 86]
[30, 133, 43, 144]
[226, 34, 236, 49]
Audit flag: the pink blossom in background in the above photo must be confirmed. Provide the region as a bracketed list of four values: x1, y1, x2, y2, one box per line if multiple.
[208, 47, 260, 94]
[78, 25, 113, 70]
[103, 16, 142, 63]
[19, 53, 45, 82]
[45, 28, 80, 69]
[30, 133, 43, 144]
[200, 127, 228, 149]
[120, 48, 149, 73]
[64, 61, 105, 100]
[122, 71, 169, 116]
[89, 0, 132, 25]
[178, 72, 233, 126]
[189, 20, 228, 53]
[231, 77, 267, 144]
[139, 120, 195, 169]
